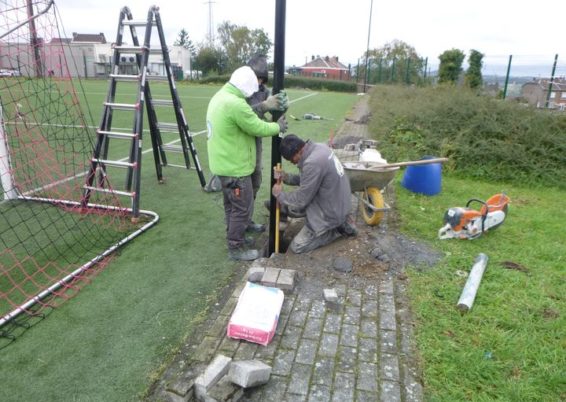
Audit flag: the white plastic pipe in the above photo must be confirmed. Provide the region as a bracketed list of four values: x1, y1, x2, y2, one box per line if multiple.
[457, 253, 489, 312]
[0, 104, 18, 200]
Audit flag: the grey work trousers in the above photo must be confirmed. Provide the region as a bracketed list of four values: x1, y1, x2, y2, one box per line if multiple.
[290, 224, 342, 254]
[219, 175, 253, 250]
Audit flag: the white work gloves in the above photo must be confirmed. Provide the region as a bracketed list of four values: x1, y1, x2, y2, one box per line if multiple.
[277, 115, 288, 133]
[260, 90, 289, 113]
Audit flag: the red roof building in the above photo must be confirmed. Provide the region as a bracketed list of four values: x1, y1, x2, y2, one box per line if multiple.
[297, 55, 350, 80]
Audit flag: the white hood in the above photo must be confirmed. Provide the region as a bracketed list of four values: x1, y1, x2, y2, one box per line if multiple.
[229, 66, 258, 98]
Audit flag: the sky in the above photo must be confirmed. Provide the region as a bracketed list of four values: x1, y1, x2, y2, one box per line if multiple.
[52, 0, 566, 74]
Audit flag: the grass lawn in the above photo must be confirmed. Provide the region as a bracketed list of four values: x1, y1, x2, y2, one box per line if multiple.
[395, 176, 565, 401]
[0, 79, 358, 401]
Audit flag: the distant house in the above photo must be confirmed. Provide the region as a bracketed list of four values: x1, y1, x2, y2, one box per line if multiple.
[294, 55, 350, 80]
[522, 78, 566, 110]
[72, 32, 107, 44]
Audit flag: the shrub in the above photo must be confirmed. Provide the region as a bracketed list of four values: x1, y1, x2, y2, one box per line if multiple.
[368, 85, 566, 189]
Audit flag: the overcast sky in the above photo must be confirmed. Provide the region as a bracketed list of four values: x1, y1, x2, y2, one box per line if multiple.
[52, 0, 566, 74]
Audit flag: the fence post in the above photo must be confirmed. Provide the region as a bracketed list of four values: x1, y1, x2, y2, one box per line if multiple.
[545, 54, 558, 108]
[502, 55, 512, 99]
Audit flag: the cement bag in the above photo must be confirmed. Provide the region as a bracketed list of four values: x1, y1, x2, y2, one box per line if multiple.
[227, 282, 284, 346]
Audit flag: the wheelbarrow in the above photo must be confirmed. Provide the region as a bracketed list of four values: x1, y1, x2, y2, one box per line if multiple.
[336, 139, 448, 226]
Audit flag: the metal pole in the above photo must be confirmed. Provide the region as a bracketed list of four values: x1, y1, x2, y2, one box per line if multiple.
[268, 0, 286, 256]
[502, 55, 512, 99]
[26, 0, 43, 78]
[405, 58, 411, 84]
[363, 0, 374, 93]
[545, 54, 558, 108]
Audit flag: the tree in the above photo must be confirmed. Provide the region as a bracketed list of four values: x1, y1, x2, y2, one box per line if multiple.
[438, 49, 465, 84]
[217, 21, 272, 72]
[362, 40, 423, 85]
[465, 49, 484, 89]
[174, 29, 196, 56]
[193, 45, 227, 76]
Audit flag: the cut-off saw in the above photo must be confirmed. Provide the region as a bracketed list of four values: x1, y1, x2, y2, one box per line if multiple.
[438, 193, 510, 240]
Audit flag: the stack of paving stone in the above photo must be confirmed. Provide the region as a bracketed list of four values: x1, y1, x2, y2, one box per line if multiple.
[193, 354, 272, 402]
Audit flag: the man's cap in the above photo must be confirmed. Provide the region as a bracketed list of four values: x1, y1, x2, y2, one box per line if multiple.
[247, 54, 268, 82]
[228, 66, 259, 97]
[280, 134, 306, 160]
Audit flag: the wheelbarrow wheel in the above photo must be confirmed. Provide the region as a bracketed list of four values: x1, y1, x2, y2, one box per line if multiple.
[360, 187, 384, 226]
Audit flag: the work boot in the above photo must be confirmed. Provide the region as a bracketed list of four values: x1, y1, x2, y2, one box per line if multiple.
[246, 222, 266, 233]
[228, 247, 259, 261]
[337, 215, 358, 237]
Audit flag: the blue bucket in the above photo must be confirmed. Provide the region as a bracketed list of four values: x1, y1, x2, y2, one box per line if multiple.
[401, 156, 442, 196]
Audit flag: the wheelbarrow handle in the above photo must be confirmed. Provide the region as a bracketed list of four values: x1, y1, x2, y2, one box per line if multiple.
[377, 157, 449, 169]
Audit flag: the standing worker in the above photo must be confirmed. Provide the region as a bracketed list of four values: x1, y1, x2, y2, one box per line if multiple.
[271, 134, 357, 254]
[246, 54, 288, 232]
[207, 66, 288, 261]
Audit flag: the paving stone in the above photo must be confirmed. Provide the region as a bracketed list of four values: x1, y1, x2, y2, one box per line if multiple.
[380, 353, 400, 381]
[358, 337, 378, 363]
[356, 389, 379, 402]
[344, 305, 361, 325]
[247, 267, 265, 283]
[307, 384, 331, 402]
[294, 295, 312, 311]
[379, 276, 394, 295]
[234, 341, 258, 360]
[261, 267, 281, 287]
[379, 309, 397, 331]
[229, 360, 272, 388]
[379, 294, 395, 312]
[231, 282, 247, 298]
[207, 315, 228, 338]
[361, 300, 378, 318]
[295, 338, 318, 365]
[219, 297, 239, 317]
[339, 324, 359, 348]
[323, 314, 341, 334]
[302, 318, 323, 340]
[380, 380, 402, 402]
[166, 365, 199, 397]
[284, 393, 307, 402]
[403, 363, 424, 402]
[309, 300, 326, 318]
[276, 312, 291, 336]
[331, 372, 355, 402]
[287, 363, 313, 396]
[217, 335, 239, 356]
[356, 362, 378, 392]
[363, 284, 378, 299]
[336, 346, 357, 373]
[272, 349, 296, 376]
[318, 333, 339, 357]
[280, 329, 301, 350]
[194, 354, 232, 400]
[254, 374, 287, 400]
[360, 319, 377, 338]
[277, 269, 296, 291]
[346, 289, 362, 306]
[288, 309, 308, 327]
[254, 337, 279, 360]
[334, 284, 347, 297]
[380, 330, 397, 354]
[281, 295, 296, 315]
[194, 337, 222, 362]
[323, 288, 339, 303]
[311, 357, 335, 386]
[159, 389, 191, 402]
[206, 374, 244, 402]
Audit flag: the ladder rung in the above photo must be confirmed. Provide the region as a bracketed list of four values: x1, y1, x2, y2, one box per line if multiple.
[162, 144, 184, 153]
[97, 130, 137, 139]
[122, 20, 156, 27]
[147, 75, 168, 81]
[114, 46, 163, 55]
[84, 185, 134, 198]
[104, 102, 138, 110]
[151, 99, 174, 106]
[157, 122, 179, 132]
[109, 74, 140, 81]
[92, 158, 135, 168]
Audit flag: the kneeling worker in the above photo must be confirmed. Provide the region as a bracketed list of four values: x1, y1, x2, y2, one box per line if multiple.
[271, 134, 357, 254]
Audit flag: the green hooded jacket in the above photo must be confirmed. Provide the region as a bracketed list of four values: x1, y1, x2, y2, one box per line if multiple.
[206, 83, 280, 177]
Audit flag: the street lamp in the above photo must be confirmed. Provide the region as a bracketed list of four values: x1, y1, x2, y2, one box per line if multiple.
[363, 0, 373, 93]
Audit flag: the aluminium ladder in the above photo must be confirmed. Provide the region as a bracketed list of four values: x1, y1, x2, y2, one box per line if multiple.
[82, 5, 206, 219]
